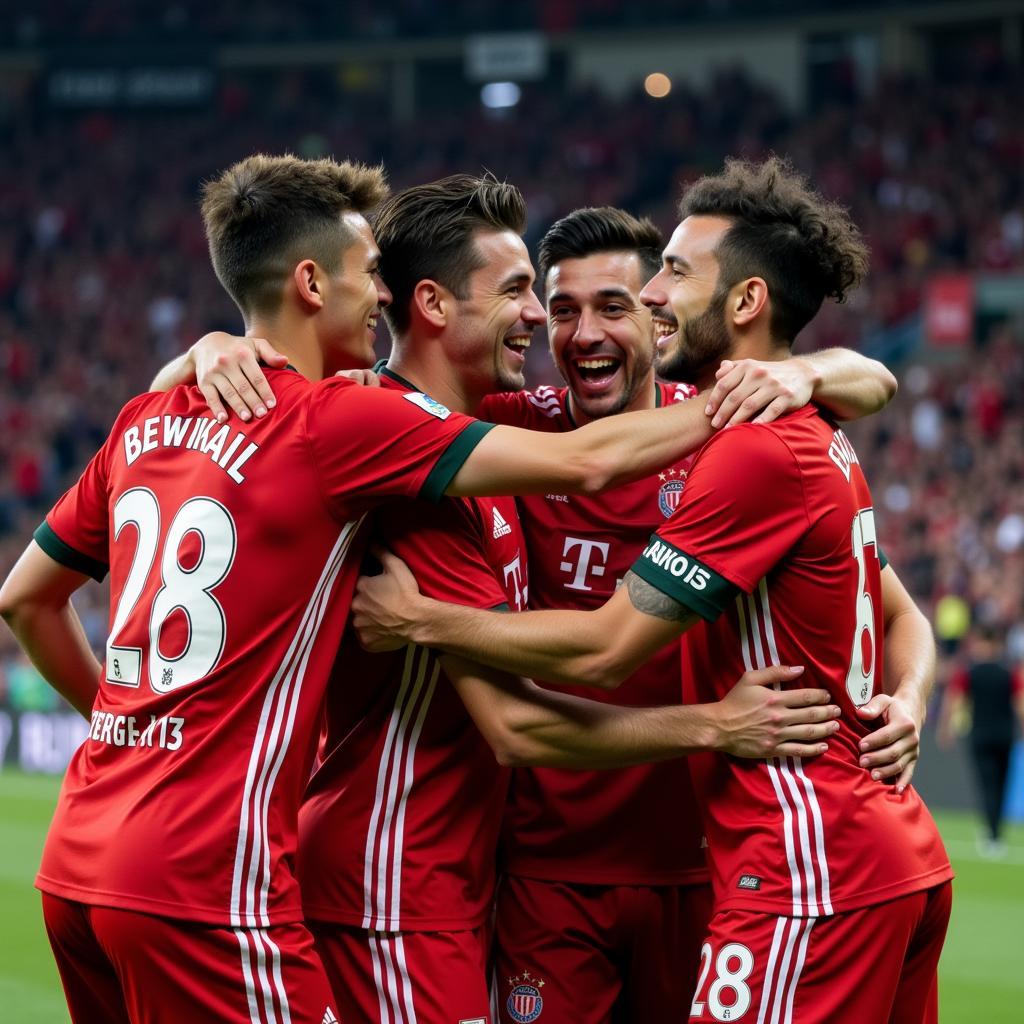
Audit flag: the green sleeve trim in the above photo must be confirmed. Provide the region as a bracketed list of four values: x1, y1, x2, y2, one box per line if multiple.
[420, 421, 496, 503]
[490, 601, 511, 612]
[33, 521, 108, 582]
[878, 545, 889, 570]
[630, 534, 738, 622]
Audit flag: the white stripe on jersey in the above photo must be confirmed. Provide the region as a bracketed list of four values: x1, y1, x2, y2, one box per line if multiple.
[735, 582, 833, 918]
[362, 645, 439, 931]
[368, 932, 419, 1024]
[230, 517, 364, 929]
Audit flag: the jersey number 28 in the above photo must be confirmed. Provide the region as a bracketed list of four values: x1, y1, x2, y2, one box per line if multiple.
[106, 488, 236, 693]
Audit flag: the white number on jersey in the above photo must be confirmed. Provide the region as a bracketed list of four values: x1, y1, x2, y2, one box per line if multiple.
[845, 507, 878, 707]
[107, 489, 237, 693]
[690, 941, 754, 1021]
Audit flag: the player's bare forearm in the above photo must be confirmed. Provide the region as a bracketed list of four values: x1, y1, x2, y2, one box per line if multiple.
[446, 656, 718, 768]
[0, 543, 100, 719]
[802, 348, 897, 420]
[447, 393, 713, 497]
[150, 350, 196, 392]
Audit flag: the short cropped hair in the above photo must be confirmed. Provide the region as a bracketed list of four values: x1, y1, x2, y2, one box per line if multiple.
[679, 156, 869, 342]
[537, 207, 664, 284]
[202, 153, 388, 318]
[372, 173, 527, 335]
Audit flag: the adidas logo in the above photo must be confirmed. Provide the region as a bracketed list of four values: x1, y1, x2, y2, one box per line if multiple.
[493, 507, 512, 539]
[323, 1007, 339, 1023]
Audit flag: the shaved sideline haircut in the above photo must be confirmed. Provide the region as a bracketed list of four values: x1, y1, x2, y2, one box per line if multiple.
[202, 153, 388, 318]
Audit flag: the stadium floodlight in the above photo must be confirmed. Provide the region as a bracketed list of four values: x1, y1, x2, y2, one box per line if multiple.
[481, 81, 521, 109]
[644, 72, 672, 98]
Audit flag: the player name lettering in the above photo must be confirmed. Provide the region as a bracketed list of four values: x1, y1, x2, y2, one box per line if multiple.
[88, 710, 185, 751]
[122, 415, 259, 484]
[641, 539, 711, 590]
[827, 428, 860, 482]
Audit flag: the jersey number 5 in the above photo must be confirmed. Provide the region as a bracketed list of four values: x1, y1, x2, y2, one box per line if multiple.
[107, 488, 237, 693]
[846, 507, 878, 707]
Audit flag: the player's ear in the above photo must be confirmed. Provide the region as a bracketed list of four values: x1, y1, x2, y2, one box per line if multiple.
[731, 276, 768, 328]
[293, 259, 324, 311]
[412, 279, 450, 330]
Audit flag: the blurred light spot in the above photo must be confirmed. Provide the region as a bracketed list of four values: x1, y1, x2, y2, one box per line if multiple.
[481, 82, 521, 109]
[644, 72, 671, 99]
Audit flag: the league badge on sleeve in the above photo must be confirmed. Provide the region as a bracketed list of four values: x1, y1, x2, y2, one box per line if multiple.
[657, 468, 687, 518]
[506, 970, 545, 1023]
[403, 391, 452, 420]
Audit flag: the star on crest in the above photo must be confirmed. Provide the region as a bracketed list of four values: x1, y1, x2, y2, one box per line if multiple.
[668, 468, 677, 476]
[658, 472, 667, 481]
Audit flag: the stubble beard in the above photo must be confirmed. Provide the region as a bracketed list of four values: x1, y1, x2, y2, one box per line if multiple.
[656, 290, 732, 386]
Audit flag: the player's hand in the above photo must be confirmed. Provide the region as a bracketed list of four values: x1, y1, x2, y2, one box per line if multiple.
[855, 692, 923, 793]
[705, 358, 815, 429]
[352, 548, 427, 652]
[713, 665, 840, 758]
[191, 332, 288, 424]
[335, 368, 382, 387]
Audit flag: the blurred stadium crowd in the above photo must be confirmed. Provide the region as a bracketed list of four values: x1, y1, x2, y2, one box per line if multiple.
[0, 52, 1021, 708]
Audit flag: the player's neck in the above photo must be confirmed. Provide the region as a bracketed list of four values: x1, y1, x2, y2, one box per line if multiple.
[384, 351, 480, 415]
[567, 374, 658, 428]
[246, 319, 324, 381]
[694, 337, 791, 392]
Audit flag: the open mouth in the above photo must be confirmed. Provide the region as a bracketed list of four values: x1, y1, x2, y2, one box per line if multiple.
[367, 316, 378, 330]
[503, 334, 531, 359]
[573, 355, 623, 389]
[653, 318, 678, 350]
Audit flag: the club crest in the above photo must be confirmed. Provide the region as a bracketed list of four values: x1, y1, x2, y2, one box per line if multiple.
[506, 971, 545, 1023]
[658, 475, 686, 517]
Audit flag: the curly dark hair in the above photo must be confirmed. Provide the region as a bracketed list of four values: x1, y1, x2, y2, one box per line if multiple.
[679, 156, 870, 342]
[537, 207, 663, 284]
[372, 173, 527, 336]
[202, 153, 388, 318]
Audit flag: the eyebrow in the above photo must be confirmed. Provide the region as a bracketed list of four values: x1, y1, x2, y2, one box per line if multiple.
[498, 271, 533, 291]
[665, 254, 692, 272]
[547, 286, 636, 305]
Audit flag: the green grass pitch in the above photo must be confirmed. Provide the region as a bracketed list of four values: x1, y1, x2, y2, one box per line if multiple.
[1, 770, 1021, 1022]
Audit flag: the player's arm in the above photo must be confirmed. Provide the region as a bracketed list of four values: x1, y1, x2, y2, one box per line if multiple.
[706, 349, 897, 428]
[0, 542, 100, 719]
[149, 332, 288, 423]
[853, 565, 935, 791]
[448, 653, 837, 766]
[446, 398, 716, 497]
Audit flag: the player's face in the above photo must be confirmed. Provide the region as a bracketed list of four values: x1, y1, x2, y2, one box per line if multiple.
[640, 215, 734, 385]
[322, 212, 393, 370]
[546, 251, 658, 420]
[447, 229, 546, 393]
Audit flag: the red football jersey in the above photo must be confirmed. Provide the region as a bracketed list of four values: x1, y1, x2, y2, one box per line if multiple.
[299, 370, 529, 932]
[33, 368, 492, 927]
[478, 383, 707, 886]
[631, 404, 953, 916]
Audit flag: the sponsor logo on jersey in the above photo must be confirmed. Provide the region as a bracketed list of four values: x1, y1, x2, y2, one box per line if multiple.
[493, 506, 512, 538]
[322, 1007, 338, 1024]
[526, 386, 563, 418]
[738, 873, 762, 890]
[403, 391, 452, 420]
[640, 538, 711, 591]
[658, 477, 686, 517]
[506, 972, 545, 1023]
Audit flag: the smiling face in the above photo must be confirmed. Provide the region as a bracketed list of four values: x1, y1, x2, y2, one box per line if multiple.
[444, 228, 546, 394]
[640, 215, 736, 387]
[321, 212, 393, 370]
[546, 250, 663, 421]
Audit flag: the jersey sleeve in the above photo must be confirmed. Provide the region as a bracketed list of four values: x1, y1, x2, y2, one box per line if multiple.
[476, 391, 528, 427]
[629, 424, 810, 621]
[305, 378, 495, 515]
[33, 394, 152, 582]
[373, 500, 508, 611]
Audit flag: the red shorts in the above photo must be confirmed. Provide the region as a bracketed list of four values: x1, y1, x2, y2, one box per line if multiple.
[41, 892, 337, 1024]
[494, 874, 714, 1024]
[689, 882, 952, 1024]
[310, 920, 492, 1024]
